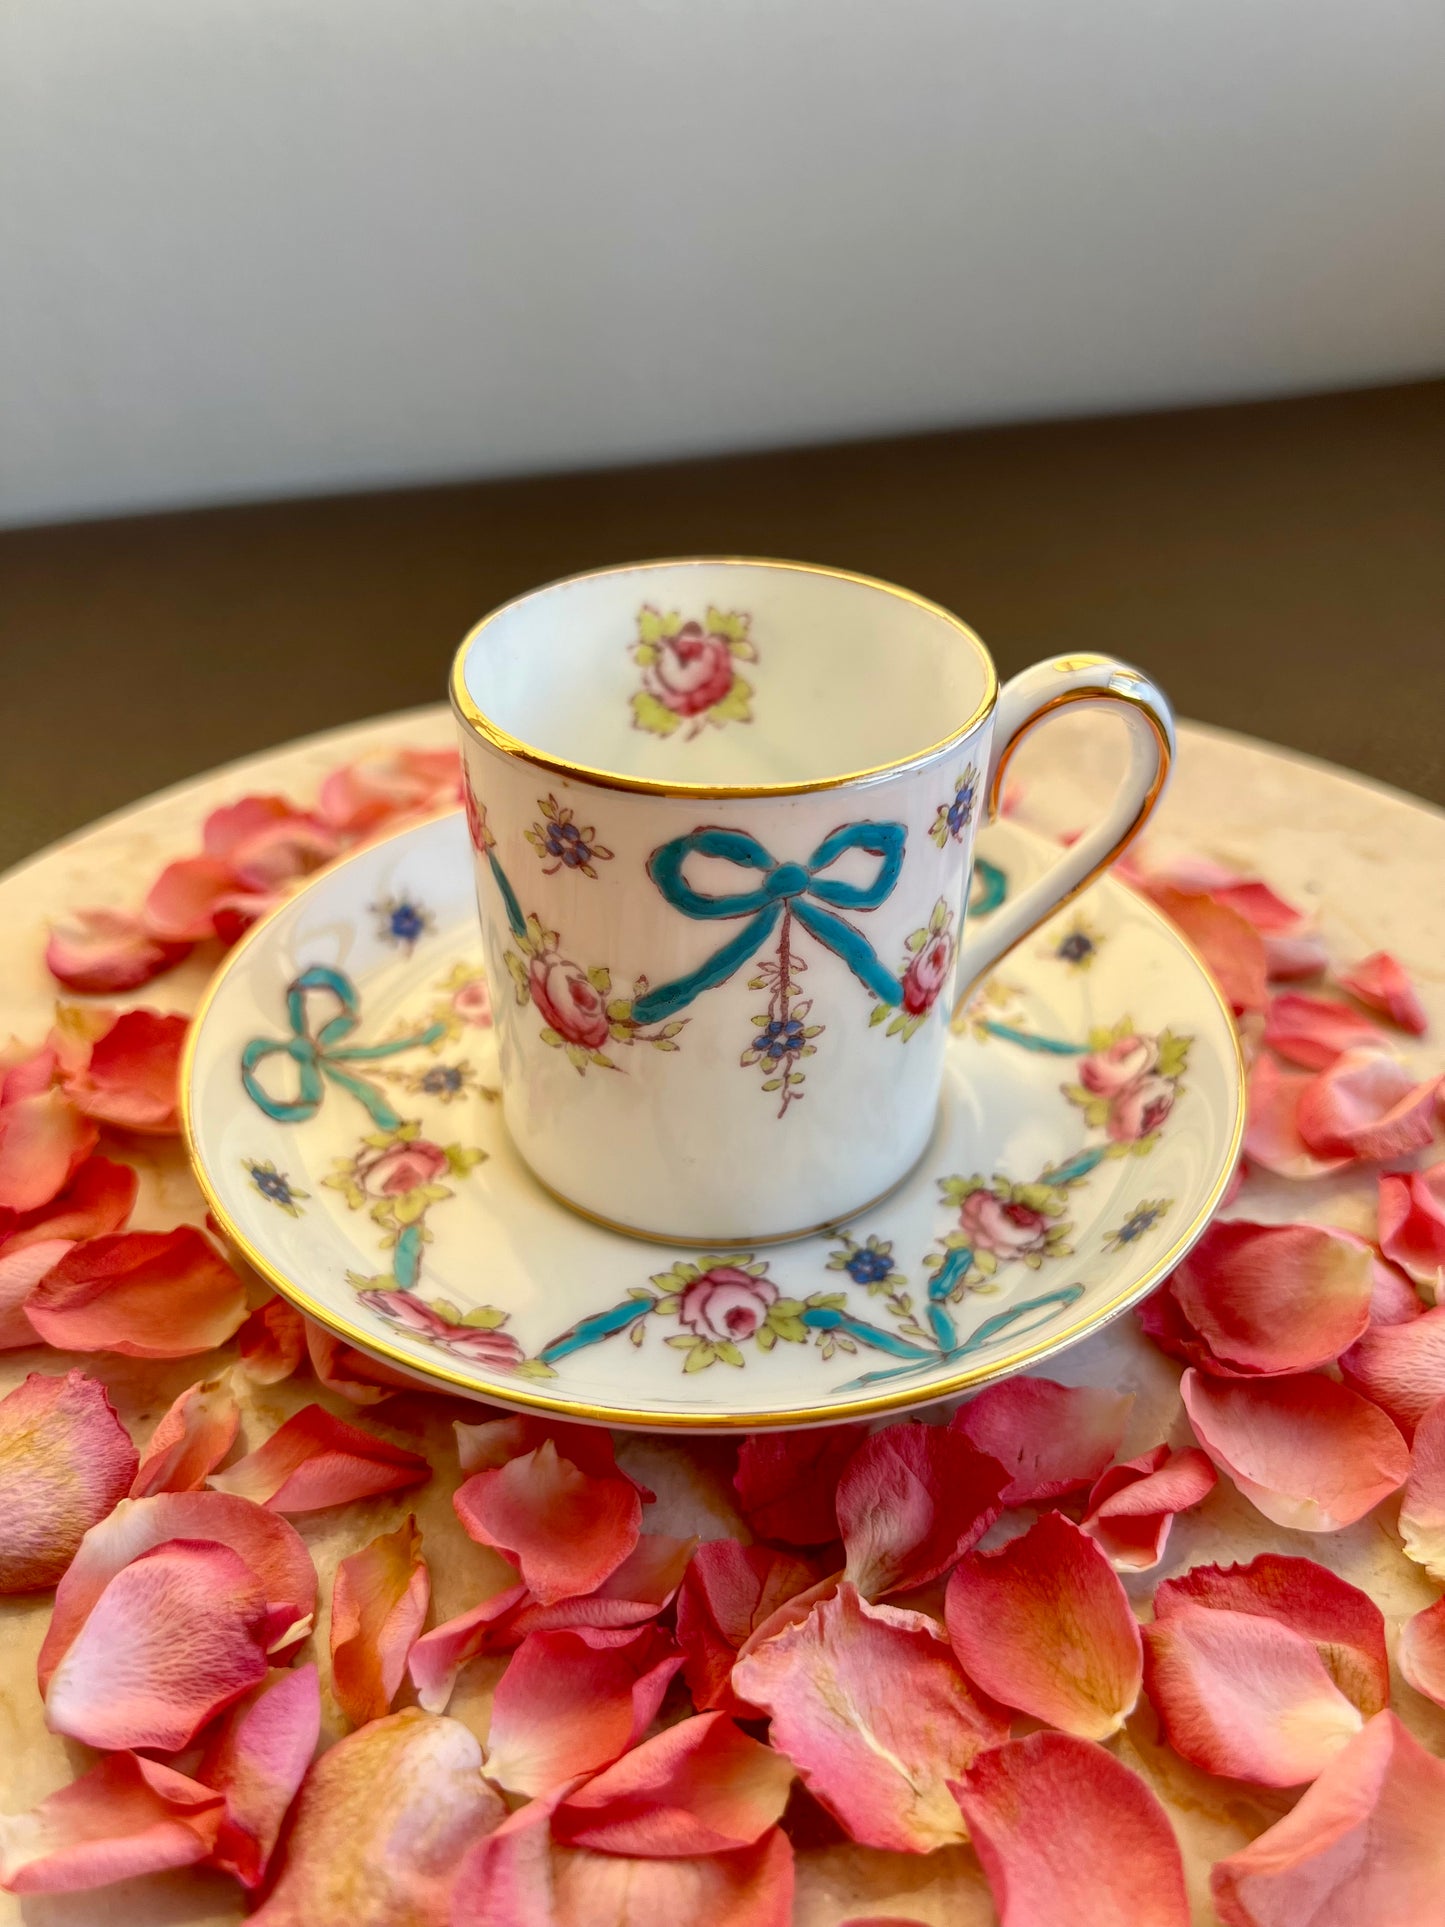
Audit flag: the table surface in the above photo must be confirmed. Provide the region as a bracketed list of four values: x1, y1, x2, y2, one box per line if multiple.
[2, 705, 1442, 1926]
[1, 379, 1443, 874]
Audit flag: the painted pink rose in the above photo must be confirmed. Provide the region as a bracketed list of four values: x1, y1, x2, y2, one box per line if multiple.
[462, 775, 490, 854]
[643, 623, 736, 719]
[1106, 1072, 1176, 1143]
[529, 953, 611, 1050]
[678, 1266, 779, 1343]
[901, 931, 954, 1016]
[958, 1189, 1051, 1260]
[452, 978, 492, 1028]
[355, 1138, 449, 1197]
[359, 1289, 525, 1369]
[1079, 1033, 1158, 1095]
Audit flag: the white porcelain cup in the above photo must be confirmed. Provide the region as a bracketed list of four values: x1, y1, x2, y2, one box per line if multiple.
[451, 558, 1173, 1245]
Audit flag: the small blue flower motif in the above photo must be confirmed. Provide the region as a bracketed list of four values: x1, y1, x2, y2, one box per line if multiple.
[373, 896, 432, 953]
[931, 764, 980, 847]
[1104, 1198, 1171, 1253]
[243, 1158, 308, 1217]
[1053, 917, 1102, 970]
[546, 820, 592, 867]
[826, 1230, 905, 1294]
[753, 1015, 807, 1066]
[846, 1245, 896, 1286]
[526, 795, 614, 878]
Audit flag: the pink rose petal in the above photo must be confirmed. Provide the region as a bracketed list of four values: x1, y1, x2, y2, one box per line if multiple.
[1080, 1445, 1217, 1571]
[1148, 885, 1268, 1014]
[945, 1512, 1142, 1739]
[676, 1540, 816, 1716]
[316, 747, 462, 837]
[1210, 1711, 1445, 1927]
[1368, 1253, 1424, 1325]
[0, 1152, 137, 1254]
[454, 1439, 642, 1604]
[733, 1422, 864, 1546]
[1263, 929, 1330, 981]
[1396, 1596, 1445, 1711]
[1338, 1305, 1445, 1437]
[732, 1582, 1004, 1853]
[1166, 1220, 1373, 1376]
[0, 1751, 223, 1895]
[45, 907, 191, 994]
[1182, 1368, 1409, 1530]
[1210, 877, 1308, 936]
[1263, 994, 1387, 1071]
[1379, 1163, 1445, 1292]
[198, 1664, 321, 1888]
[407, 1580, 529, 1714]
[0, 1089, 99, 1213]
[0, 1369, 137, 1591]
[950, 1731, 1190, 1927]
[1243, 1054, 1350, 1180]
[248, 1707, 504, 1926]
[1399, 1394, 1445, 1581]
[836, 1419, 1006, 1598]
[238, 1296, 307, 1383]
[1337, 952, 1429, 1035]
[57, 1007, 187, 1135]
[0, 1236, 70, 1349]
[454, 1412, 625, 1480]
[130, 1373, 240, 1496]
[303, 1321, 419, 1405]
[26, 1225, 248, 1356]
[142, 854, 239, 941]
[45, 1538, 270, 1749]
[951, 1376, 1132, 1505]
[210, 1403, 430, 1512]
[330, 1514, 431, 1727]
[1295, 1048, 1440, 1163]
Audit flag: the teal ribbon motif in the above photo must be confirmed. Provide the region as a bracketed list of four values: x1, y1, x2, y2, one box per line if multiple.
[631, 821, 907, 1026]
[241, 965, 446, 1130]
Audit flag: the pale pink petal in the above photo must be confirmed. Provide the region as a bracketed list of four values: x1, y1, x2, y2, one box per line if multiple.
[248, 1707, 505, 1926]
[552, 1710, 794, 1856]
[0, 1751, 222, 1895]
[142, 854, 239, 941]
[45, 907, 191, 994]
[1166, 1220, 1373, 1376]
[407, 1581, 529, 1714]
[732, 1582, 1004, 1853]
[58, 1008, 187, 1135]
[26, 1226, 248, 1356]
[1295, 1048, 1440, 1163]
[0, 1369, 137, 1591]
[1339, 1305, 1445, 1437]
[1211, 878, 1309, 935]
[304, 1320, 419, 1404]
[316, 746, 462, 837]
[238, 1295, 307, 1383]
[1263, 929, 1330, 981]
[453, 1439, 641, 1604]
[226, 816, 339, 892]
[1181, 1369, 1409, 1531]
[196, 1664, 320, 1887]
[1210, 1711, 1445, 1927]
[1148, 884, 1268, 1013]
[1243, 1053, 1350, 1179]
[202, 793, 311, 859]
[483, 1624, 682, 1796]
[734, 1572, 842, 1664]
[330, 1514, 431, 1727]
[1379, 1163, 1445, 1292]
[211, 1403, 430, 1513]
[676, 1540, 816, 1715]
[1399, 1395, 1445, 1581]
[950, 1731, 1190, 1927]
[0, 1237, 70, 1349]
[1263, 994, 1387, 1071]
[1397, 1597, 1445, 1711]
[945, 1512, 1142, 1739]
[454, 1412, 625, 1481]
[836, 1419, 1006, 1598]
[1368, 1254, 1424, 1325]
[130, 1373, 240, 1496]
[1337, 952, 1429, 1035]
[733, 1422, 865, 1546]
[0, 1153, 137, 1254]
[951, 1376, 1132, 1504]
[1081, 1445, 1217, 1571]
[45, 1538, 270, 1749]
[0, 1089, 99, 1213]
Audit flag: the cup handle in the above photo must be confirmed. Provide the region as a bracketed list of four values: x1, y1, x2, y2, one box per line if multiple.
[952, 654, 1175, 1017]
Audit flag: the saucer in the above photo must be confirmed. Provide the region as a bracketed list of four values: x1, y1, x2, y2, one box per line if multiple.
[183, 812, 1243, 1431]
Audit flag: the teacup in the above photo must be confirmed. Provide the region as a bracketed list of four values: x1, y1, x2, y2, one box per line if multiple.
[451, 558, 1172, 1245]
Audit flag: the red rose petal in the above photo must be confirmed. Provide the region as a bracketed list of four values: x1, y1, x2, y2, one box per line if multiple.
[1263, 994, 1388, 1071]
[453, 1439, 642, 1604]
[45, 907, 192, 994]
[1338, 951, 1429, 1036]
[198, 1664, 321, 1888]
[1338, 1305, 1445, 1437]
[945, 1513, 1142, 1739]
[1399, 1395, 1445, 1581]
[1295, 1048, 1439, 1163]
[731, 1582, 1004, 1853]
[130, 1373, 240, 1496]
[142, 854, 239, 941]
[950, 1731, 1190, 1927]
[676, 1540, 816, 1716]
[1397, 1597, 1445, 1711]
[238, 1296, 307, 1383]
[0, 1236, 70, 1349]
[45, 1538, 270, 1749]
[732, 1422, 864, 1546]
[1378, 1163, 1445, 1292]
[26, 1225, 248, 1357]
[1166, 1220, 1373, 1376]
[211, 1403, 430, 1513]
[836, 1419, 1006, 1598]
[58, 1008, 188, 1135]
[950, 1376, 1132, 1505]
[0, 1089, 99, 1214]
[0, 1369, 137, 1591]
[0, 1751, 223, 1895]
[1148, 884, 1268, 1013]
[0, 1153, 138, 1254]
[1243, 1054, 1349, 1180]
[1080, 1445, 1217, 1571]
[1181, 1369, 1409, 1530]
[1210, 1711, 1445, 1927]
[330, 1514, 431, 1727]
[454, 1412, 626, 1482]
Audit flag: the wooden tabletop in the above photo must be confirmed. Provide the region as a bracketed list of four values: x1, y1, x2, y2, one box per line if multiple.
[1, 378, 1440, 873]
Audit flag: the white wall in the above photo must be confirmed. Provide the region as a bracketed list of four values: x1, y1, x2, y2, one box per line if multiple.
[1, 0, 1442, 528]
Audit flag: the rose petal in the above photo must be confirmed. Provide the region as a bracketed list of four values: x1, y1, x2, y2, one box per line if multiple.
[0, 1089, 99, 1213]
[732, 1582, 1004, 1853]
[454, 1413, 626, 1482]
[1368, 1254, 1424, 1325]
[57, 1008, 188, 1135]
[0, 1751, 223, 1895]
[238, 1296, 307, 1383]
[226, 816, 338, 893]
[248, 1707, 504, 1926]
[1148, 884, 1268, 1013]
[1337, 952, 1429, 1035]
[45, 1538, 270, 1749]
[1166, 1220, 1373, 1376]
[39, 1489, 317, 1690]
[142, 854, 240, 941]
[304, 1321, 419, 1405]
[454, 1440, 641, 1604]
[1338, 1305, 1445, 1437]
[950, 1731, 1190, 1927]
[676, 1540, 816, 1716]
[1264, 930, 1330, 981]
[1243, 1054, 1350, 1180]
[316, 747, 462, 837]
[1399, 1394, 1445, 1581]
[945, 1513, 1142, 1738]
[1295, 1048, 1440, 1163]
[1396, 1596, 1445, 1711]
[951, 1376, 1132, 1505]
[202, 793, 308, 859]
[1080, 1445, 1217, 1571]
[0, 1236, 70, 1348]
[836, 1419, 1006, 1598]
[330, 1514, 431, 1727]
[408, 1581, 530, 1715]
[733, 1422, 864, 1546]
[26, 1226, 248, 1357]
[45, 908, 191, 994]
[1182, 1369, 1409, 1530]
[1210, 1711, 1445, 1927]
[130, 1373, 241, 1496]
[1263, 994, 1388, 1071]
[210, 1403, 430, 1513]
[483, 1623, 681, 1797]
[0, 1369, 137, 1591]
[1379, 1163, 1445, 1293]
[198, 1664, 321, 1887]
[0, 1153, 138, 1254]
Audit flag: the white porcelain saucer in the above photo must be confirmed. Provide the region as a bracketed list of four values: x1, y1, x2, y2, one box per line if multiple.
[183, 812, 1243, 1431]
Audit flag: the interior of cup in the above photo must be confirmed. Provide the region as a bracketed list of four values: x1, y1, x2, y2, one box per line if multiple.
[456, 559, 993, 787]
